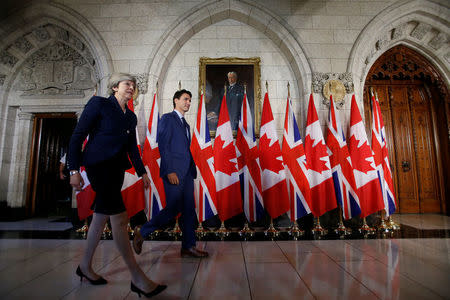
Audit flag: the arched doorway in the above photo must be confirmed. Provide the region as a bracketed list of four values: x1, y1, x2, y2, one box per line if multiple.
[364, 45, 449, 214]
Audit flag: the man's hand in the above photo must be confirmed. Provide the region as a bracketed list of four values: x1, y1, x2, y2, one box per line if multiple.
[167, 172, 179, 185]
[70, 172, 84, 191]
[142, 173, 150, 189]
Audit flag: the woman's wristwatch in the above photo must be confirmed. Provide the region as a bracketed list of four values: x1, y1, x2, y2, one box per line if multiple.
[69, 170, 79, 176]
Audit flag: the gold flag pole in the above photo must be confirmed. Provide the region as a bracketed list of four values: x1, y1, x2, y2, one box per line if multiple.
[178, 80, 182, 91]
[239, 221, 255, 238]
[265, 219, 279, 238]
[359, 217, 375, 236]
[312, 216, 327, 236]
[335, 206, 352, 236]
[287, 81, 291, 98]
[168, 216, 182, 240]
[215, 220, 230, 240]
[76, 219, 89, 238]
[102, 222, 112, 239]
[289, 220, 304, 240]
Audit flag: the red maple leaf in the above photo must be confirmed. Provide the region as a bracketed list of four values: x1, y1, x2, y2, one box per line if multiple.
[304, 135, 329, 173]
[214, 135, 238, 176]
[259, 134, 284, 173]
[348, 136, 374, 174]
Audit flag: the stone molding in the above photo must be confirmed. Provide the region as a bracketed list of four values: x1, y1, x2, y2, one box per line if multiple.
[144, 0, 312, 97]
[348, 0, 450, 95]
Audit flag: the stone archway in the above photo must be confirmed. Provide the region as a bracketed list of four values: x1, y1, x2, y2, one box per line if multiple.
[143, 0, 312, 100]
[0, 3, 113, 214]
[348, 0, 449, 100]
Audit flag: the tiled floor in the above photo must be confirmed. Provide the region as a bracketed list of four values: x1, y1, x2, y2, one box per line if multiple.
[0, 214, 449, 299]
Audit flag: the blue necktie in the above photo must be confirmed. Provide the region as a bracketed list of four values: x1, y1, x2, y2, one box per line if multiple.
[181, 117, 189, 140]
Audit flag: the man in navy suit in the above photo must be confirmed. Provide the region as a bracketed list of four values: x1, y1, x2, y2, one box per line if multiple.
[133, 89, 208, 258]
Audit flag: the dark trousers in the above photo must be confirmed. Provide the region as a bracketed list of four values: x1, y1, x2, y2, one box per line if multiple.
[140, 173, 196, 249]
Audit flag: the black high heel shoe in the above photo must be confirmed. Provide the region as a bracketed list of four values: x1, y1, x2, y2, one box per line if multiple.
[130, 282, 167, 298]
[76, 266, 108, 285]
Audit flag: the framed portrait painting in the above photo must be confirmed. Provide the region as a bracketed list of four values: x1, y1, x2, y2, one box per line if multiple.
[198, 57, 261, 137]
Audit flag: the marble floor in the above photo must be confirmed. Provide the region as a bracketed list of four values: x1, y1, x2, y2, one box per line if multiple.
[0, 214, 449, 300]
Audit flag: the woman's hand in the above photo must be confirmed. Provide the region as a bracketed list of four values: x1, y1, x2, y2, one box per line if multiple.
[70, 172, 84, 191]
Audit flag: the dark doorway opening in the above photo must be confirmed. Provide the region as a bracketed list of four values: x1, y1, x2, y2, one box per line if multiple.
[27, 113, 77, 218]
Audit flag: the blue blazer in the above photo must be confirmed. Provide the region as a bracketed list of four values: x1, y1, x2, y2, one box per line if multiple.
[157, 111, 196, 179]
[67, 95, 146, 176]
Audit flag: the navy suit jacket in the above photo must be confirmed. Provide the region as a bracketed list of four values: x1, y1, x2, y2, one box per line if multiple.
[157, 111, 196, 180]
[67, 95, 145, 176]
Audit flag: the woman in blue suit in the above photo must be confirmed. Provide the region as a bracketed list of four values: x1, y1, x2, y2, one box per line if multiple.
[68, 73, 166, 298]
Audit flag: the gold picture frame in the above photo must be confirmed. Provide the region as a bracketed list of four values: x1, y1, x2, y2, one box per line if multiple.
[199, 57, 261, 137]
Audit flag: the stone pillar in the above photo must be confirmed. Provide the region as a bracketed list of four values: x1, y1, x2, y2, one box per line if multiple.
[7, 111, 34, 208]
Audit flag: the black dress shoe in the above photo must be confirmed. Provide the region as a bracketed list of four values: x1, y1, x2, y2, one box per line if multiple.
[76, 266, 107, 285]
[130, 282, 167, 298]
[180, 247, 209, 258]
[133, 226, 144, 255]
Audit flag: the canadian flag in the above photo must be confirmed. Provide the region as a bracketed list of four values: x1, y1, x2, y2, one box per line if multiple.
[142, 93, 166, 220]
[281, 96, 311, 221]
[259, 92, 289, 219]
[304, 94, 337, 216]
[76, 138, 95, 220]
[121, 99, 146, 218]
[213, 93, 243, 221]
[348, 95, 384, 218]
[326, 95, 361, 219]
[191, 93, 218, 222]
[236, 92, 264, 222]
[371, 94, 396, 216]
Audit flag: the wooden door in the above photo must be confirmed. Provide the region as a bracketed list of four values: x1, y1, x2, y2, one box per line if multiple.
[28, 114, 77, 217]
[364, 45, 449, 214]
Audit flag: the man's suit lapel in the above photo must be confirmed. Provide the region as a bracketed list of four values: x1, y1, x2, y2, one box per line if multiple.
[171, 111, 189, 143]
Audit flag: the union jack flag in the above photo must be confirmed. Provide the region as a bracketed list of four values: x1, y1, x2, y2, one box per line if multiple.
[236, 92, 264, 222]
[371, 94, 396, 216]
[326, 95, 361, 219]
[281, 96, 311, 221]
[190, 93, 217, 222]
[142, 93, 166, 220]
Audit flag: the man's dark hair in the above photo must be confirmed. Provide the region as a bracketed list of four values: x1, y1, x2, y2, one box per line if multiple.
[172, 89, 192, 108]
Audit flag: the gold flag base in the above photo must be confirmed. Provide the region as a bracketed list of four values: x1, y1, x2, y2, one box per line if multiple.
[76, 220, 89, 238]
[288, 221, 304, 240]
[127, 223, 134, 235]
[264, 220, 279, 238]
[387, 216, 401, 230]
[102, 223, 112, 239]
[168, 219, 182, 239]
[196, 223, 209, 239]
[334, 221, 352, 236]
[359, 218, 375, 235]
[377, 217, 390, 233]
[312, 217, 327, 236]
[239, 222, 255, 238]
[215, 221, 230, 239]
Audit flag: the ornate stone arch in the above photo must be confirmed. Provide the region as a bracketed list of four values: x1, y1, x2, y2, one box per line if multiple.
[0, 3, 113, 207]
[143, 0, 312, 98]
[348, 0, 450, 98]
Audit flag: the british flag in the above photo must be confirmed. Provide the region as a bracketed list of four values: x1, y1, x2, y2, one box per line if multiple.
[281, 97, 311, 221]
[371, 94, 396, 216]
[75, 137, 95, 220]
[141, 93, 166, 220]
[326, 95, 361, 219]
[236, 93, 264, 222]
[190, 93, 217, 222]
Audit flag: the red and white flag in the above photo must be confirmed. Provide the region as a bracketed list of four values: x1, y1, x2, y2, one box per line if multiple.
[348, 95, 384, 218]
[259, 92, 289, 219]
[236, 92, 264, 222]
[304, 94, 337, 216]
[213, 93, 243, 221]
[191, 93, 218, 222]
[121, 99, 146, 218]
[371, 94, 396, 216]
[76, 172, 95, 220]
[281, 96, 311, 221]
[142, 93, 166, 220]
[326, 95, 361, 219]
